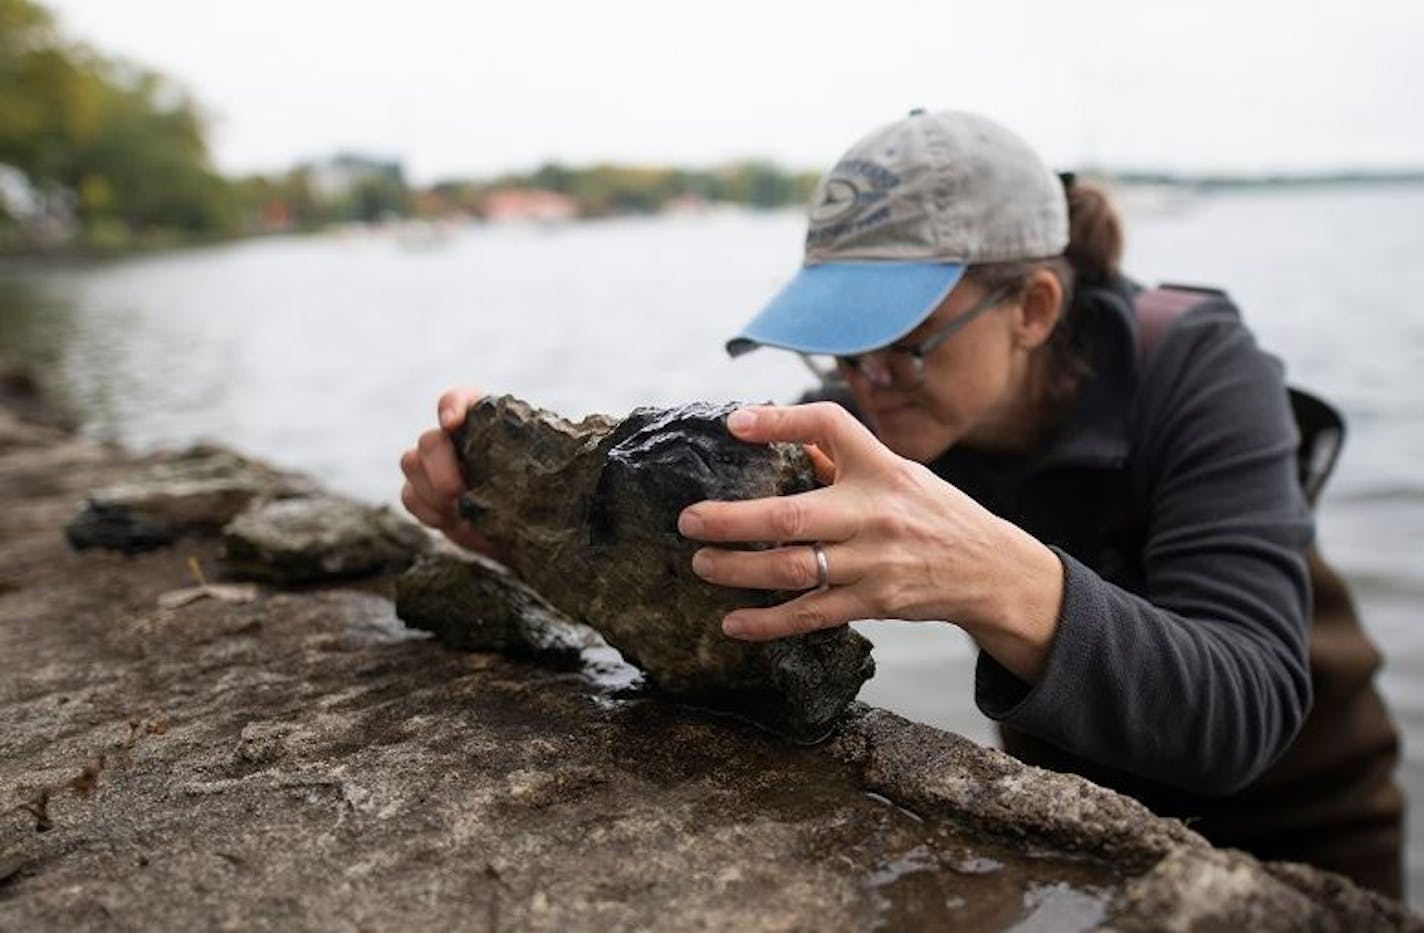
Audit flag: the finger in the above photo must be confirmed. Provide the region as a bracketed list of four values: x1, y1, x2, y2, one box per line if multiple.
[397, 471, 499, 557]
[679, 486, 857, 544]
[444, 521, 498, 557]
[438, 385, 485, 431]
[692, 542, 856, 592]
[726, 402, 881, 466]
[401, 481, 453, 530]
[804, 443, 836, 485]
[721, 587, 870, 641]
[416, 428, 466, 500]
[400, 448, 457, 521]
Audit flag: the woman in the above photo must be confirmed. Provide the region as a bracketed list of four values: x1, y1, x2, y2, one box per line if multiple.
[400, 110, 1402, 896]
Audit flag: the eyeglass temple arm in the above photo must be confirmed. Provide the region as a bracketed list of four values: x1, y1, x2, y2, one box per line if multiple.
[916, 284, 1016, 357]
[798, 353, 845, 386]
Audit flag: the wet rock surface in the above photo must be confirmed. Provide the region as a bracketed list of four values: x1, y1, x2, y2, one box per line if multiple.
[450, 395, 875, 742]
[222, 494, 429, 584]
[0, 385, 1416, 931]
[65, 447, 318, 553]
[395, 550, 602, 664]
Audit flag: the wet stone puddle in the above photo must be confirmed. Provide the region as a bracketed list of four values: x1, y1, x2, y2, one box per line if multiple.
[567, 645, 1120, 932]
[860, 810, 1115, 932]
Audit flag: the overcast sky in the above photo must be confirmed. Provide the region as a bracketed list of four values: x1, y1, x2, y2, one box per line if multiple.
[44, 0, 1424, 184]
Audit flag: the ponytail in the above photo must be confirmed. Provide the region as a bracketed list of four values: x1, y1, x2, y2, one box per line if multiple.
[1062, 177, 1123, 286]
[964, 176, 1125, 421]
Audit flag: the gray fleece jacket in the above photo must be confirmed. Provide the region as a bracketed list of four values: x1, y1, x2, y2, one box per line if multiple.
[931, 277, 1314, 798]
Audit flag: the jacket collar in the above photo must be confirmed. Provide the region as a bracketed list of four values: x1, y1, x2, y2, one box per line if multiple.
[1028, 277, 1140, 472]
[927, 276, 1140, 479]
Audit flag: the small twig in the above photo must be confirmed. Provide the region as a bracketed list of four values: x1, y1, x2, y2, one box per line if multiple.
[7, 715, 169, 833]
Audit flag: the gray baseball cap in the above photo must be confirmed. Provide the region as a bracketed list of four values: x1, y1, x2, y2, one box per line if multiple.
[727, 110, 1068, 357]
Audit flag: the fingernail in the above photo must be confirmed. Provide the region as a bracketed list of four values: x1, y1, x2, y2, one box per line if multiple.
[690, 550, 710, 576]
[726, 409, 756, 434]
[722, 617, 747, 638]
[678, 509, 704, 537]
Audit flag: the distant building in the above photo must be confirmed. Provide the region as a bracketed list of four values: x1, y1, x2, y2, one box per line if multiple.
[0, 164, 38, 219]
[661, 193, 711, 215]
[258, 200, 293, 231]
[481, 188, 578, 223]
[0, 163, 76, 244]
[308, 154, 405, 201]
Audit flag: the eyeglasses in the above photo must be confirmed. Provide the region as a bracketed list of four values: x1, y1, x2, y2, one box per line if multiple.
[800, 284, 1014, 389]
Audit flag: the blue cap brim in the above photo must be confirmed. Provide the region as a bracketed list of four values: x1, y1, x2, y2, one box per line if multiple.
[726, 261, 966, 357]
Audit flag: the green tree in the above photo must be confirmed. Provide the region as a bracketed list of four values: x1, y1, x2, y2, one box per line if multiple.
[69, 64, 233, 232]
[0, 0, 235, 242]
[0, 1, 104, 185]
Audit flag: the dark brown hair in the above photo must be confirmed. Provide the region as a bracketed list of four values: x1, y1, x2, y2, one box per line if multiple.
[963, 178, 1124, 419]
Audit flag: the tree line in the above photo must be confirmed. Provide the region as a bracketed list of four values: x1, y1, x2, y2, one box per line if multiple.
[0, 0, 232, 248]
[428, 161, 820, 219]
[0, 0, 818, 254]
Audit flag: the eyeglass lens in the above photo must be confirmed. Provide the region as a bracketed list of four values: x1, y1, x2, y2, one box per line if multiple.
[839, 352, 922, 389]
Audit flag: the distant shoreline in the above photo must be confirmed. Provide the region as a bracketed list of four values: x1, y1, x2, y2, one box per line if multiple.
[1101, 170, 1424, 190]
[3, 175, 1421, 264]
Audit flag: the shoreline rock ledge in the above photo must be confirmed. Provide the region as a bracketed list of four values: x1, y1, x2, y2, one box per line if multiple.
[0, 373, 1417, 931]
[447, 394, 875, 743]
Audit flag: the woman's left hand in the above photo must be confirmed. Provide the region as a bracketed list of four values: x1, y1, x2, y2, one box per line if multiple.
[678, 403, 1064, 682]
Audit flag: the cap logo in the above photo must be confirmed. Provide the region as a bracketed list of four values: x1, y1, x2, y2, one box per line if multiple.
[809, 178, 859, 222]
[835, 158, 900, 190]
[806, 158, 901, 249]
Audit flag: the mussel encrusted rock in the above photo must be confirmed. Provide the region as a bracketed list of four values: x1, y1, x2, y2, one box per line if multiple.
[432, 395, 875, 742]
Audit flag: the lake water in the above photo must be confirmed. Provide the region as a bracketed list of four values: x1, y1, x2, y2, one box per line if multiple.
[3, 187, 1423, 903]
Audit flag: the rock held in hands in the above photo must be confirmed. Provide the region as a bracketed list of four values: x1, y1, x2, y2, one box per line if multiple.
[450, 395, 874, 742]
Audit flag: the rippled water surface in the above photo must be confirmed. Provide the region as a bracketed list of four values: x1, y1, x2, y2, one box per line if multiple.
[3, 186, 1423, 904]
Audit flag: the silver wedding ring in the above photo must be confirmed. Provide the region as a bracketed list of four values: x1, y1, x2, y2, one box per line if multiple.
[811, 542, 831, 593]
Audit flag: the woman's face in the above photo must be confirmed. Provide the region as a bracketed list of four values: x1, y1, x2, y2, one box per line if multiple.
[842, 276, 1050, 463]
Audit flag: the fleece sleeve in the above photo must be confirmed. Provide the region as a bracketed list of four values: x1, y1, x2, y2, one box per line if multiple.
[974, 303, 1315, 796]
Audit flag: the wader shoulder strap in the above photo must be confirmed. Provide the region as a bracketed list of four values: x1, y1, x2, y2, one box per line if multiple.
[1133, 284, 1346, 505]
[1127, 285, 1401, 896]
[1133, 284, 1210, 367]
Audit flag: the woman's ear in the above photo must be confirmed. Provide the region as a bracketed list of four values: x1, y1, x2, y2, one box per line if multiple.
[1014, 268, 1063, 350]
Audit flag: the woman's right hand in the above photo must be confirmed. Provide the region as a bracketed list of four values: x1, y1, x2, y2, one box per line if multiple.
[399, 385, 496, 554]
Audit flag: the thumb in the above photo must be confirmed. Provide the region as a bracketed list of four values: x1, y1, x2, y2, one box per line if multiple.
[438, 386, 484, 432]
